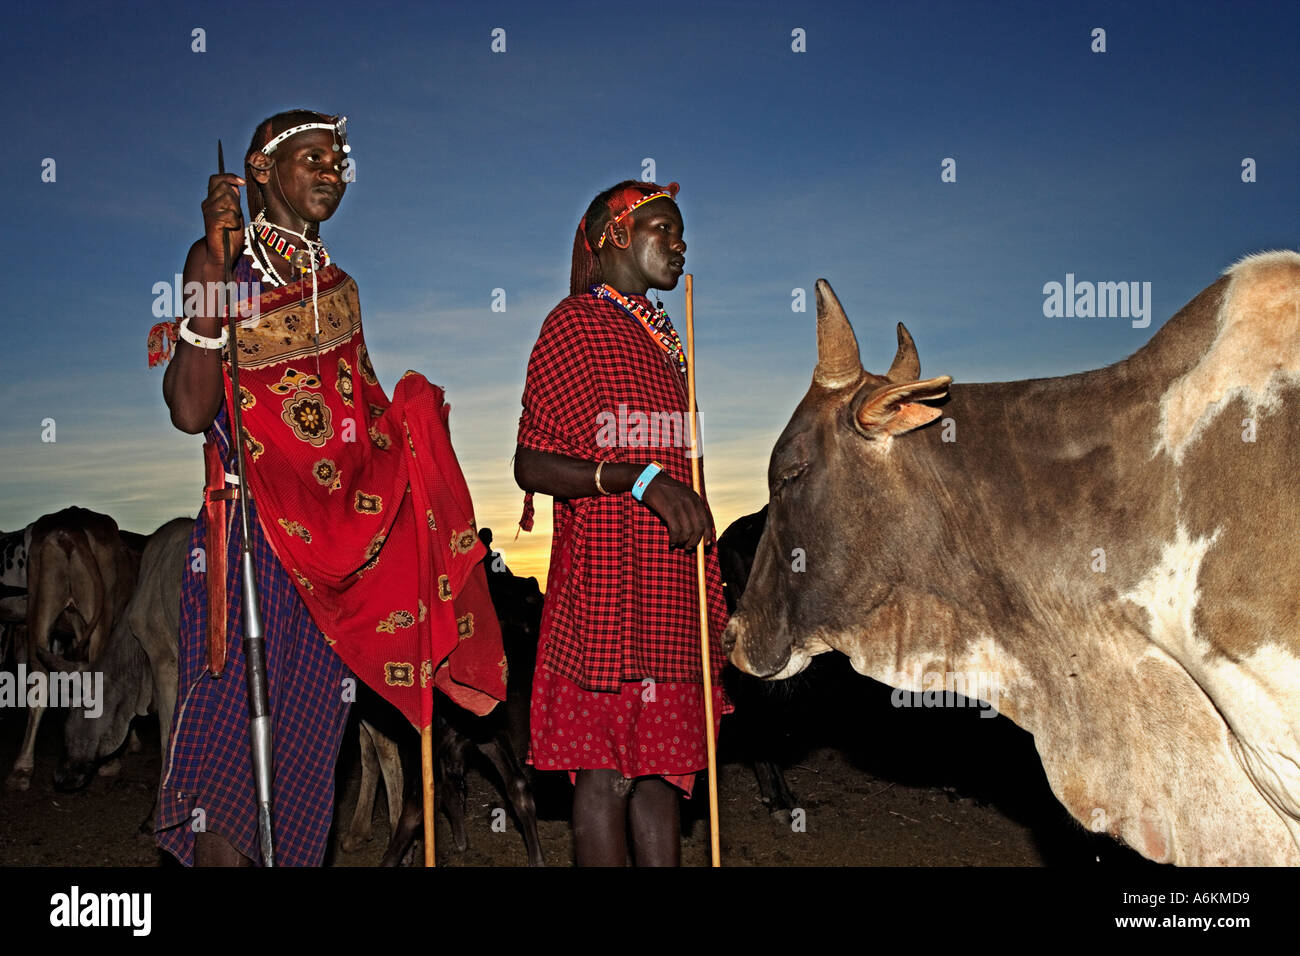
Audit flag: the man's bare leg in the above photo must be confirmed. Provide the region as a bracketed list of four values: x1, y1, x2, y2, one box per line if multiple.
[194, 831, 254, 867]
[628, 776, 680, 867]
[573, 769, 633, 866]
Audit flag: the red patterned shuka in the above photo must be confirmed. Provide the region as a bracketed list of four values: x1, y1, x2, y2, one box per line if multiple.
[517, 290, 731, 784]
[223, 265, 505, 726]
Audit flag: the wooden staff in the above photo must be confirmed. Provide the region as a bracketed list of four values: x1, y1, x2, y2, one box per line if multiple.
[684, 274, 721, 867]
[422, 721, 436, 866]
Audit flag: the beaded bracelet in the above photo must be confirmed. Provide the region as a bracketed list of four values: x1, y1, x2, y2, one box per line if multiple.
[631, 461, 663, 501]
[178, 317, 228, 350]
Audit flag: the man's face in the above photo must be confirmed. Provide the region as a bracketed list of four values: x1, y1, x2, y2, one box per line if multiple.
[265, 128, 347, 224]
[622, 198, 686, 292]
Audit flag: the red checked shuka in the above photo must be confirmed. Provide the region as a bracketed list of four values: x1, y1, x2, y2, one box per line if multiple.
[518, 290, 731, 786]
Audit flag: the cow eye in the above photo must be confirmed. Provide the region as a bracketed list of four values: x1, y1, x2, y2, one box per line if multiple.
[771, 461, 808, 495]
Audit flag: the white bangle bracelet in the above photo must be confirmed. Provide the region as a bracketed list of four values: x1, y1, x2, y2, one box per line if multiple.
[179, 317, 229, 350]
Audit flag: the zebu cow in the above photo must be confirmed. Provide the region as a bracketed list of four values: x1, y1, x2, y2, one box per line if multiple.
[6, 507, 136, 790]
[55, 518, 191, 792]
[726, 253, 1300, 866]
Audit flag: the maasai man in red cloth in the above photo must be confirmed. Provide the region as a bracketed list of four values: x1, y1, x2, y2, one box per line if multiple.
[154, 110, 504, 866]
[515, 181, 730, 866]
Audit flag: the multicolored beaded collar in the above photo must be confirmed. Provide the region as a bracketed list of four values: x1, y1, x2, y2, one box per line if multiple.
[591, 283, 686, 375]
[254, 214, 331, 273]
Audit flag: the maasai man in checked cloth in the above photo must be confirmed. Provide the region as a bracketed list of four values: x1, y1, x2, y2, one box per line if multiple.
[152, 110, 505, 866]
[515, 180, 731, 866]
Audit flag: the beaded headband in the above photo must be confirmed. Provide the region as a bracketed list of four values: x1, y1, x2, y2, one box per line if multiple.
[589, 181, 681, 250]
[261, 115, 351, 156]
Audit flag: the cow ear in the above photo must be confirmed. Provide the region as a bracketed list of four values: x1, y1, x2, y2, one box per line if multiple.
[854, 376, 952, 438]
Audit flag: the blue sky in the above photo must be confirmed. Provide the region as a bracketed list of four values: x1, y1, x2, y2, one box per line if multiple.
[1, 0, 1296, 581]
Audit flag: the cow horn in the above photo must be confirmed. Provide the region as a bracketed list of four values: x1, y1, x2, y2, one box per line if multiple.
[813, 279, 863, 388]
[886, 322, 921, 383]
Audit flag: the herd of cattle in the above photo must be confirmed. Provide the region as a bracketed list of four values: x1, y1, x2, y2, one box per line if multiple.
[0, 504, 793, 866]
[0, 501, 786, 864]
[2, 251, 1298, 866]
[1, 510, 186, 796]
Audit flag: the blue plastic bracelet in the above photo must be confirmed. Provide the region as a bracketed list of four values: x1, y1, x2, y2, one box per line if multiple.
[631, 461, 663, 501]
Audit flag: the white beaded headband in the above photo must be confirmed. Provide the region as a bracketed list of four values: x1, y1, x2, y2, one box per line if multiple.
[260, 115, 351, 156]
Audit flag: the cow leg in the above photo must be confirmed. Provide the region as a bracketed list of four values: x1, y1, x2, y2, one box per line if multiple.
[477, 734, 545, 866]
[138, 794, 159, 836]
[753, 759, 797, 817]
[379, 731, 427, 867]
[151, 642, 177, 775]
[379, 791, 423, 867]
[341, 720, 382, 852]
[372, 721, 404, 841]
[67, 533, 108, 664]
[6, 598, 59, 790]
[6, 706, 43, 791]
[156, 694, 175, 766]
[439, 730, 471, 853]
[725, 670, 800, 817]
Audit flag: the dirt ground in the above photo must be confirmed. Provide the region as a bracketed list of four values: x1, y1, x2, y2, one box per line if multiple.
[0, 657, 1157, 868]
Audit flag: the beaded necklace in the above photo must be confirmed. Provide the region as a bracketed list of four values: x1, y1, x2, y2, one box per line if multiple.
[242, 212, 330, 374]
[590, 283, 686, 375]
[252, 212, 330, 274]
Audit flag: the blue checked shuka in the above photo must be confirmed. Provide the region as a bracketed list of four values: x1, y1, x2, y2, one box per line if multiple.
[156, 407, 352, 867]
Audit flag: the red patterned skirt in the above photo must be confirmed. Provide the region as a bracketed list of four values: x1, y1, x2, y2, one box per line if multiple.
[529, 665, 726, 797]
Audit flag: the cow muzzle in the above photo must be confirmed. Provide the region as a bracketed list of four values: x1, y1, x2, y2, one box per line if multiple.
[726, 616, 801, 679]
[53, 760, 95, 793]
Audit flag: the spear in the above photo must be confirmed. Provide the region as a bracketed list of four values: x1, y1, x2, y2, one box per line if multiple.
[220, 139, 276, 867]
[684, 273, 721, 867]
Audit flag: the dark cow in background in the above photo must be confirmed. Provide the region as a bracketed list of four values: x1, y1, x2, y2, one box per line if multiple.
[7, 507, 136, 790]
[727, 256, 1300, 865]
[717, 508, 767, 607]
[715, 506, 798, 816]
[342, 533, 545, 865]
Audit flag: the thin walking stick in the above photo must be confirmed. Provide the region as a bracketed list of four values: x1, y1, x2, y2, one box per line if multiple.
[684, 274, 721, 867]
[422, 721, 436, 866]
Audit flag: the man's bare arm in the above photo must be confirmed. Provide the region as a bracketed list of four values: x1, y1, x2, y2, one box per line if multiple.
[163, 171, 247, 434]
[514, 445, 712, 549]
